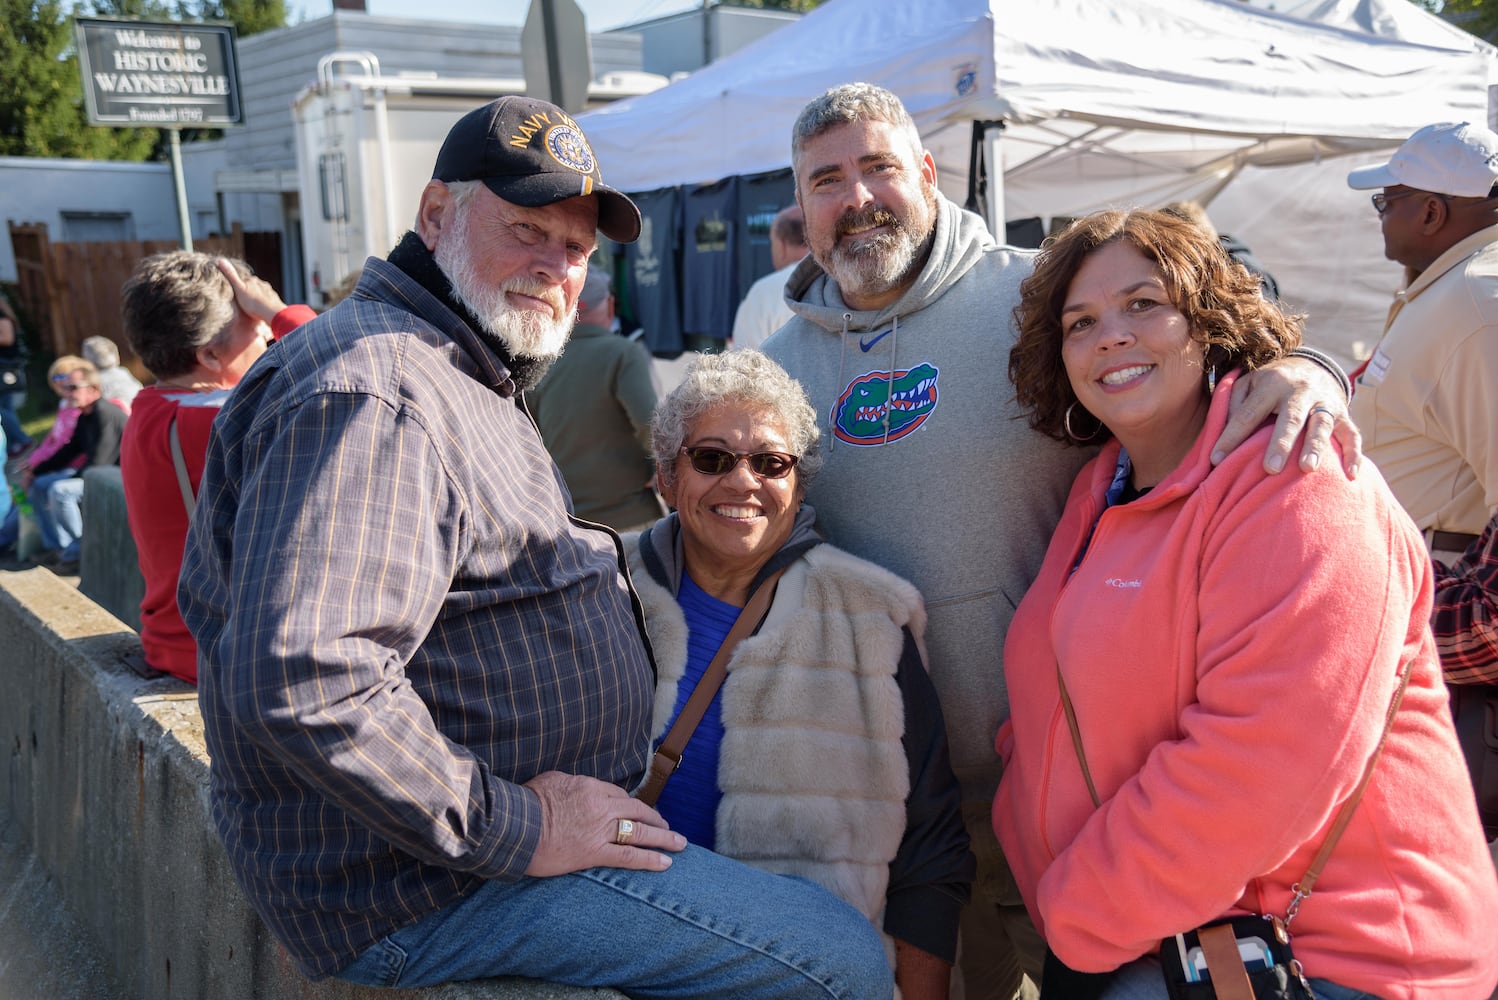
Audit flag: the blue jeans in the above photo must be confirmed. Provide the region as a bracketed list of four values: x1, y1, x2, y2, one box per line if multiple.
[31, 470, 82, 557]
[1100, 955, 1379, 999]
[335, 843, 893, 999]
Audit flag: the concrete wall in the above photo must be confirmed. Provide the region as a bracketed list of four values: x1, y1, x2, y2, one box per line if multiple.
[0, 566, 623, 1000]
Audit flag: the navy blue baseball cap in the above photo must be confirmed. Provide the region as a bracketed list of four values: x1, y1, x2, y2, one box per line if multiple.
[432, 96, 641, 243]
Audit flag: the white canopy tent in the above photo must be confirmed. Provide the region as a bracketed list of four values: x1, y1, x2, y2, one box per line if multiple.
[580, 0, 1495, 363]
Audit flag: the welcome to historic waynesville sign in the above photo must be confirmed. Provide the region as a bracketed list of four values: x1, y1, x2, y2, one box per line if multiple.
[74, 17, 243, 128]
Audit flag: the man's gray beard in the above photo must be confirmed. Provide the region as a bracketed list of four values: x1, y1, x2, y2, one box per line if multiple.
[433, 217, 573, 361]
[823, 229, 922, 304]
[819, 194, 938, 306]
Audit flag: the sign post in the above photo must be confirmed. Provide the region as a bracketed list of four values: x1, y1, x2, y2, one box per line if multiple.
[74, 17, 244, 252]
[520, 0, 592, 114]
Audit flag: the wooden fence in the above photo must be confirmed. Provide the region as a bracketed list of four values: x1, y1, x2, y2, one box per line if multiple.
[7, 222, 283, 370]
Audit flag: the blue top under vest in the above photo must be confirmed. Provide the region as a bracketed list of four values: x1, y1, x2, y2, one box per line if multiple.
[652, 572, 740, 850]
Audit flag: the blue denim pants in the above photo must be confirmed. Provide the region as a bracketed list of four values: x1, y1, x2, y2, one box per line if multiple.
[1100, 954, 1380, 999]
[335, 843, 893, 999]
[30, 470, 81, 555]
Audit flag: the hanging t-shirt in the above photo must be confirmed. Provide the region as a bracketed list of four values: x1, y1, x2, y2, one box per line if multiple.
[622, 186, 684, 357]
[736, 169, 796, 297]
[681, 177, 738, 343]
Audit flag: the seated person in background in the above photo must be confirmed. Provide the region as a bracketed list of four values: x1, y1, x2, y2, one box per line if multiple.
[527, 263, 665, 531]
[27, 355, 91, 474]
[0, 294, 32, 456]
[118, 251, 315, 685]
[624, 350, 972, 1000]
[24, 360, 127, 574]
[0, 354, 87, 554]
[997, 209, 1497, 999]
[81, 335, 143, 406]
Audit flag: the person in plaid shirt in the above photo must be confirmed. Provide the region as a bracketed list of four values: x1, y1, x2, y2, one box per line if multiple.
[178, 96, 893, 998]
[1434, 512, 1498, 681]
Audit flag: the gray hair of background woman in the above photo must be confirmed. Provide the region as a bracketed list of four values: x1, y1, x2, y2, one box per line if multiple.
[651, 350, 823, 490]
[80, 335, 121, 371]
[119, 251, 256, 380]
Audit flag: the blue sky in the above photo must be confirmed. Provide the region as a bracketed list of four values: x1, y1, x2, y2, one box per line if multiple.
[284, 0, 705, 32]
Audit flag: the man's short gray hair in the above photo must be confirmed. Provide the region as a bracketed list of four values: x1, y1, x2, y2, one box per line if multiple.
[791, 83, 923, 175]
[652, 350, 823, 489]
[81, 335, 121, 370]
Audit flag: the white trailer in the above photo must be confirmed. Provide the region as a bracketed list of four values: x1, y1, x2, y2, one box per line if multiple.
[292, 51, 665, 307]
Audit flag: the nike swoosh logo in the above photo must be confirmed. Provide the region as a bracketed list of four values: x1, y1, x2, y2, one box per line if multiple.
[859, 329, 892, 352]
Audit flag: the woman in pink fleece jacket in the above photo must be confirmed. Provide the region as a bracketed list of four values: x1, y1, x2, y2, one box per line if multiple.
[996, 210, 1497, 1000]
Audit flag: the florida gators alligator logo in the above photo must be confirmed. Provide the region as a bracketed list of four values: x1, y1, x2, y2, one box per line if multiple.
[831, 363, 939, 446]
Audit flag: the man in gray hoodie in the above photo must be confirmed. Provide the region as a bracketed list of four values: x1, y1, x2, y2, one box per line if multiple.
[763, 83, 1358, 1000]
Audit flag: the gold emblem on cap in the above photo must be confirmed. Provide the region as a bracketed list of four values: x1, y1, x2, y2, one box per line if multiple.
[508, 111, 597, 176]
[544, 123, 596, 175]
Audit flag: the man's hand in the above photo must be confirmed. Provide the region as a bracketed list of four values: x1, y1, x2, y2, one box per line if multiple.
[216, 258, 288, 324]
[1210, 356, 1361, 478]
[522, 771, 685, 877]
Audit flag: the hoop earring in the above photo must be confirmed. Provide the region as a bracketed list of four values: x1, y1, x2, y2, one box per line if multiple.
[1064, 401, 1102, 442]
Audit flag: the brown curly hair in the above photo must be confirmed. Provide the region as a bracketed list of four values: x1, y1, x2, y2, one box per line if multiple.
[1008, 209, 1303, 445]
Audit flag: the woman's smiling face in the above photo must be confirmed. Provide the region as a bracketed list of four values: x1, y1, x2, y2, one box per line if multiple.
[661, 403, 804, 602]
[1061, 240, 1210, 484]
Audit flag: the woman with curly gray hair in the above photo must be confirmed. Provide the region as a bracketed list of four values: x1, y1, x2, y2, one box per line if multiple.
[624, 349, 972, 1000]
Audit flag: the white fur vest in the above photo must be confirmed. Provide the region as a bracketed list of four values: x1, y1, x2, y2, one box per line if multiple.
[625, 537, 927, 950]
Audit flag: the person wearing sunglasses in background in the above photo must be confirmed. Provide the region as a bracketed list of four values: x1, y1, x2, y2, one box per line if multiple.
[1346, 124, 1498, 861]
[1345, 122, 1498, 565]
[21, 359, 127, 574]
[623, 349, 974, 1000]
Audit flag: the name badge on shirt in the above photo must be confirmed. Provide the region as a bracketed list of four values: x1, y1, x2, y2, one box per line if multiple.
[1360, 348, 1392, 387]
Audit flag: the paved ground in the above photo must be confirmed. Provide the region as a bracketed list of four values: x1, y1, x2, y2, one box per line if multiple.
[0, 817, 124, 1000]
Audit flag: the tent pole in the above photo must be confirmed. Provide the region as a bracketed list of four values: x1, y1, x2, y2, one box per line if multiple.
[965, 120, 1005, 242]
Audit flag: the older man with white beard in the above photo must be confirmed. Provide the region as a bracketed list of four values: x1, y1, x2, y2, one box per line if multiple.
[176, 97, 894, 999]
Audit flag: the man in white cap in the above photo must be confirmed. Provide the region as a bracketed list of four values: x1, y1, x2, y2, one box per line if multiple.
[1347, 121, 1498, 560]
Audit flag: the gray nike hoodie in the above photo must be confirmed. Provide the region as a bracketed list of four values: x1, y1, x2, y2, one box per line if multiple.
[764, 195, 1093, 811]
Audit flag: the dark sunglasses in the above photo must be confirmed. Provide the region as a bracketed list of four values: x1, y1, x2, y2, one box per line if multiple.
[59, 382, 90, 392]
[681, 446, 798, 480]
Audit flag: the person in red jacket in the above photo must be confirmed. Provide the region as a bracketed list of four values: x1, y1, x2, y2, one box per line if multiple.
[998, 210, 1497, 1000]
[119, 252, 316, 683]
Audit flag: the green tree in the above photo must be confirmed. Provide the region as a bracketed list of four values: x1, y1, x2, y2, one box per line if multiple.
[0, 0, 158, 158]
[0, 0, 285, 161]
[1432, 0, 1498, 43]
[720, 0, 825, 13]
[87, 0, 287, 38]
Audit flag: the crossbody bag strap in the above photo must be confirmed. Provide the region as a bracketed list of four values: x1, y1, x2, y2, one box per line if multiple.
[1058, 664, 1102, 808]
[1055, 652, 1415, 922]
[168, 416, 196, 516]
[1284, 654, 1414, 922]
[634, 565, 788, 808]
